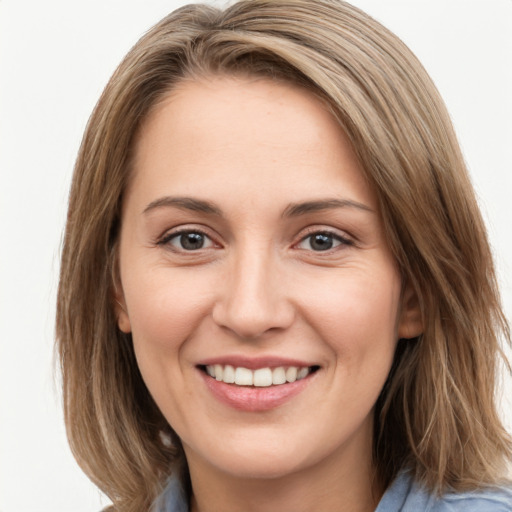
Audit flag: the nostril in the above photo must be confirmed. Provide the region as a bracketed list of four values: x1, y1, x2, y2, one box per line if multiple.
[211, 277, 296, 340]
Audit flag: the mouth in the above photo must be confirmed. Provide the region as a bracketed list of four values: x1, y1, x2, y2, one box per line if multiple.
[199, 364, 320, 387]
[196, 357, 321, 411]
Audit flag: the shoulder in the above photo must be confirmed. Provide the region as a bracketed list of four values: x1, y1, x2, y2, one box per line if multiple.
[152, 474, 189, 512]
[377, 471, 512, 512]
[436, 487, 512, 511]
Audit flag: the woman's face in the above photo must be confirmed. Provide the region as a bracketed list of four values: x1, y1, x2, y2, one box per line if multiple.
[116, 77, 420, 482]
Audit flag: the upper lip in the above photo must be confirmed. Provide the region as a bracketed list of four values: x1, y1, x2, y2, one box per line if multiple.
[196, 355, 318, 370]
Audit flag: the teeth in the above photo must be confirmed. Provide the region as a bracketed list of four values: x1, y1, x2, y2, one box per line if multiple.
[254, 368, 272, 387]
[272, 367, 287, 385]
[223, 364, 235, 384]
[297, 367, 309, 380]
[214, 364, 223, 381]
[285, 366, 297, 383]
[235, 367, 253, 386]
[205, 364, 314, 386]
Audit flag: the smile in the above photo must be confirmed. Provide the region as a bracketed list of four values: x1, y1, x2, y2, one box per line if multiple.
[204, 364, 317, 387]
[197, 357, 321, 411]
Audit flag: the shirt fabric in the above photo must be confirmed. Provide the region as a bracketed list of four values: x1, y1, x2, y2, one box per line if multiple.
[375, 471, 512, 511]
[154, 470, 512, 511]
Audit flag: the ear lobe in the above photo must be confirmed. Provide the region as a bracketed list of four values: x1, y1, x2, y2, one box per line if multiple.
[397, 282, 423, 340]
[113, 286, 132, 334]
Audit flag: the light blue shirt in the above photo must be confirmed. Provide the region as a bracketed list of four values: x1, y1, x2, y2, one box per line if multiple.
[375, 471, 512, 511]
[155, 470, 512, 511]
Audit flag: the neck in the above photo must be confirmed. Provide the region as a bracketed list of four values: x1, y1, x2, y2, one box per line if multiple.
[186, 422, 382, 512]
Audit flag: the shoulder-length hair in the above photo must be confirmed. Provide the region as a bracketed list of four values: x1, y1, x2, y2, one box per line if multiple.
[56, 1, 511, 510]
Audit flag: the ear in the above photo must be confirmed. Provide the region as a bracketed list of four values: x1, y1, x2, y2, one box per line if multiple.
[397, 282, 423, 340]
[113, 283, 132, 334]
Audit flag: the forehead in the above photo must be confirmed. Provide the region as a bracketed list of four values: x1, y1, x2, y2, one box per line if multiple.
[127, 76, 376, 213]
[136, 75, 344, 156]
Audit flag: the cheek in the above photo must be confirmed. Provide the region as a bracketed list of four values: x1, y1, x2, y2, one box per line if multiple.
[123, 267, 215, 357]
[304, 268, 400, 333]
[323, 278, 400, 419]
[121, 268, 216, 426]
[296, 265, 401, 375]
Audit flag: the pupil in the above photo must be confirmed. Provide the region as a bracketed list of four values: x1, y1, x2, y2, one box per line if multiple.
[181, 233, 204, 250]
[311, 233, 333, 251]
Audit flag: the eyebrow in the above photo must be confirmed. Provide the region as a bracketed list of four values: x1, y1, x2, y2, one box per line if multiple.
[282, 198, 374, 217]
[143, 196, 223, 216]
[142, 196, 374, 218]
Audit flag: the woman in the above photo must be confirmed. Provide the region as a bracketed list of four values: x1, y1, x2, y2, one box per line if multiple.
[56, 1, 512, 511]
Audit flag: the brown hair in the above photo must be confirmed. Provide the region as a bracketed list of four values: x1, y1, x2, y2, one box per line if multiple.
[56, 1, 511, 510]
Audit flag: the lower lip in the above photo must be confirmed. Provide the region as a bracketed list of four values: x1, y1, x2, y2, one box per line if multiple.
[200, 370, 315, 412]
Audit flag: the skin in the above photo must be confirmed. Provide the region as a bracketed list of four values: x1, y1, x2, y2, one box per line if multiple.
[116, 76, 422, 512]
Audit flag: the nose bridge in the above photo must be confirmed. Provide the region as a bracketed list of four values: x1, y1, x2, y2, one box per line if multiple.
[213, 240, 293, 339]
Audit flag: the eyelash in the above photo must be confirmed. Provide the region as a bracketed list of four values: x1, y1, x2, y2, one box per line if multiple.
[157, 227, 353, 253]
[157, 228, 216, 252]
[295, 229, 354, 252]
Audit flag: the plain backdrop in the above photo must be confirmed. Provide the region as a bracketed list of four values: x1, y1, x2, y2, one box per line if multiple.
[1, 1, 511, 511]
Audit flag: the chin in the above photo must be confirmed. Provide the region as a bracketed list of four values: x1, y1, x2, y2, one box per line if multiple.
[185, 431, 323, 481]
[215, 453, 309, 480]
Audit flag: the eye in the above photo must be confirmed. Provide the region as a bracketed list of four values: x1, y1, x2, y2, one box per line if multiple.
[296, 231, 351, 252]
[160, 230, 215, 251]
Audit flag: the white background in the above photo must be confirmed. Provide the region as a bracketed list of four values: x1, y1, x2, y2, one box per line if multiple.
[1, 1, 511, 511]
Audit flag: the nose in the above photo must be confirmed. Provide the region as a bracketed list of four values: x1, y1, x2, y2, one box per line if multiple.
[212, 248, 295, 340]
